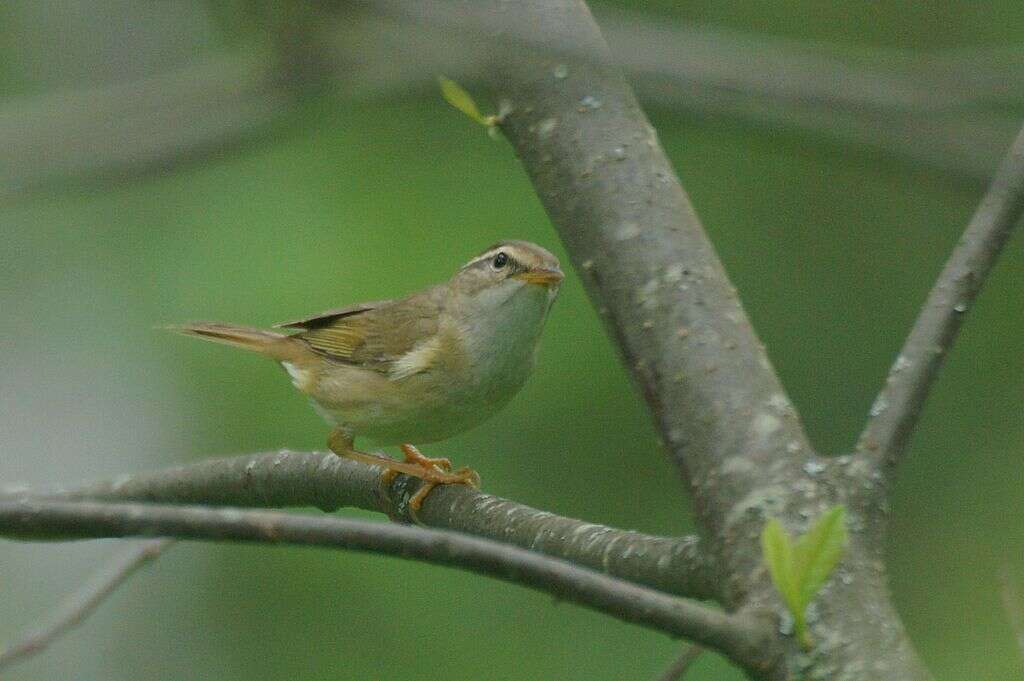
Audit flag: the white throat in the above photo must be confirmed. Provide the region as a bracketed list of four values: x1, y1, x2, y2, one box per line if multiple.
[455, 280, 554, 391]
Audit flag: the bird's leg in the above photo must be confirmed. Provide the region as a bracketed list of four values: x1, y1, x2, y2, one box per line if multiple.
[327, 430, 480, 511]
[327, 429, 427, 478]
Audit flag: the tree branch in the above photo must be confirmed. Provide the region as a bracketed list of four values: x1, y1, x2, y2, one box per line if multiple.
[1, 450, 717, 601]
[856, 121, 1024, 474]
[0, 499, 771, 672]
[0, 539, 173, 671]
[0, 51, 293, 203]
[367, 0, 1020, 183]
[477, 5, 935, 678]
[482, 0, 814, 589]
[3, 7, 1019, 203]
[999, 565, 1024, 665]
[656, 644, 704, 681]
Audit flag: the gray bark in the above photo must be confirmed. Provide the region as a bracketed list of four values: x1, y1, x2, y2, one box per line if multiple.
[0, 499, 767, 665]
[2, 450, 717, 600]
[857, 124, 1024, 476]
[480, 0, 945, 677]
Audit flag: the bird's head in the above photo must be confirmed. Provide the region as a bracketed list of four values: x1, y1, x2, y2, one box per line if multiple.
[449, 240, 563, 306]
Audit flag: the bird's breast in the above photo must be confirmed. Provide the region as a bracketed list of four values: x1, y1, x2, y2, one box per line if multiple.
[449, 287, 550, 401]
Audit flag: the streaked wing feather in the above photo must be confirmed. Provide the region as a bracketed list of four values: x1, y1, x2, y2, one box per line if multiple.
[301, 325, 366, 358]
[273, 300, 391, 330]
[285, 288, 444, 376]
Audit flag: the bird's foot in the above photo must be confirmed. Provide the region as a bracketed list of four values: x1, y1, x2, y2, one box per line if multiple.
[406, 465, 481, 511]
[379, 444, 457, 487]
[327, 430, 478, 511]
[399, 444, 452, 472]
[380, 445, 479, 511]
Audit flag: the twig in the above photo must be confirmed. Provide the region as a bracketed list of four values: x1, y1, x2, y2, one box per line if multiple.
[339, 3, 1021, 183]
[857, 121, 1024, 473]
[350, 2, 1019, 182]
[0, 539, 173, 671]
[0, 499, 771, 672]
[0, 450, 719, 601]
[656, 644, 704, 681]
[999, 565, 1024, 663]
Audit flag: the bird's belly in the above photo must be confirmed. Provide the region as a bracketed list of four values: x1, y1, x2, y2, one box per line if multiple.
[308, 365, 517, 446]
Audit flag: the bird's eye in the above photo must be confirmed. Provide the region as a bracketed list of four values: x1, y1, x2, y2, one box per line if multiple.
[492, 252, 509, 269]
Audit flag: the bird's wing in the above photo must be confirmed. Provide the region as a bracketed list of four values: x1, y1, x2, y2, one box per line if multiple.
[273, 301, 392, 330]
[275, 289, 444, 376]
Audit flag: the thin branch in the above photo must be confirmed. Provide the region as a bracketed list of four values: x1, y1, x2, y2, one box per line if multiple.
[593, 7, 1019, 113]
[999, 565, 1024, 664]
[656, 644, 704, 681]
[366, 2, 1018, 181]
[0, 499, 772, 672]
[3, 7, 1020, 203]
[0, 450, 718, 601]
[0, 539, 173, 671]
[857, 121, 1024, 473]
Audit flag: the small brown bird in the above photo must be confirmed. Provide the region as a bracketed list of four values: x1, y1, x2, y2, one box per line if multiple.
[174, 240, 563, 509]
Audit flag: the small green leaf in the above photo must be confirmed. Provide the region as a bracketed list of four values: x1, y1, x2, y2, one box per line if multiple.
[793, 505, 848, 608]
[439, 76, 496, 127]
[761, 518, 799, 614]
[761, 506, 848, 649]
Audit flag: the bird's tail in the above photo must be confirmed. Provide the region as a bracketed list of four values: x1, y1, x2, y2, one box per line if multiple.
[168, 322, 303, 362]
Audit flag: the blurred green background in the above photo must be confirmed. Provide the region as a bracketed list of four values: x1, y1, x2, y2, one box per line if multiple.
[1, 1, 1022, 680]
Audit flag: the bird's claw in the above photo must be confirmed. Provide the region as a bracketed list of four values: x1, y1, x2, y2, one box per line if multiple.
[408, 465, 481, 511]
[363, 444, 478, 512]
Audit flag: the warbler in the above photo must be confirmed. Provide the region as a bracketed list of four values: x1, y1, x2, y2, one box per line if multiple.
[175, 240, 563, 508]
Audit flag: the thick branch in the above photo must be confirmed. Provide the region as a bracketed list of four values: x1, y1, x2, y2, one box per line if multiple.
[2, 450, 717, 600]
[857, 121, 1024, 473]
[479, 5, 934, 679]
[0, 499, 771, 671]
[481, 0, 812, 579]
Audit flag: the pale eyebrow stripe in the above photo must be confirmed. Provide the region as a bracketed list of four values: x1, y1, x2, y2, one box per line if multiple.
[462, 249, 504, 269]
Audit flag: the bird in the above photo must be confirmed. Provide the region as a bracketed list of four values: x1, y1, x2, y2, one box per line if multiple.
[173, 240, 563, 510]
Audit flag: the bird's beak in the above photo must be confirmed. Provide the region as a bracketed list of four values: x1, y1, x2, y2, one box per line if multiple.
[515, 268, 564, 287]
